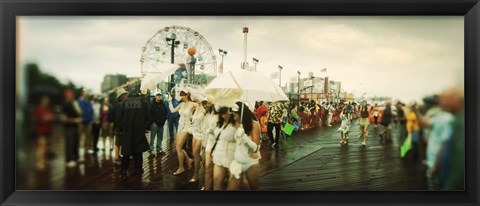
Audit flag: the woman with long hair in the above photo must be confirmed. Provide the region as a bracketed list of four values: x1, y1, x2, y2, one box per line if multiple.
[189, 95, 207, 183]
[229, 102, 261, 190]
[169, 88, 196, 176]
[210, 102, 238, 190]
[358, 100, 370, 146]
[201, 100, 217, 190]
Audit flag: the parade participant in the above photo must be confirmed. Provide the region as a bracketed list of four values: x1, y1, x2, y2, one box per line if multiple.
[338, 107, 350, 145]
[438, 86, 464, 190]
[149, 93, 167, 157]
[358, 100, 370, 146]
[267, 101, 284, 149]
[372, 104, 380, 128]
[169, 88, 195, 176]
[326, 102, 334, 127]
[166, 93, 180, 141]
[379, 102, 394, 143]
[109, 88, 129, 165]
[229, 102, 261, 190]
[189, 94, 207, 183]
[411, 95, 454, 190]
[259, 110, 268, 141]
[119, 94, 150, 176]
[77, 89, 94, 154]
[91, 95, 101, 153]
[61, 89, 82, 168]
[202, 100, 217, 190]
[395, 102, 407, 144]
[209, 102, 238, 190]
[346, 102, 354, 121]
[256, 101, 268, 121]
[100, 98, 113, 151]
[34, 95, 56, 171]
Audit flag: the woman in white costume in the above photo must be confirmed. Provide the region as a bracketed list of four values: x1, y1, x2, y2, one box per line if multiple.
[209, 101, 239, 190]
[229, 101, 261, 190]
[169, 88, 196, 176]
[202, 100, 217, 190]
[188, 94, 207, 183]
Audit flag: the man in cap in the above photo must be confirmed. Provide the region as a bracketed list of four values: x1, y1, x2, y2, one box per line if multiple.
[149, 93, 167, 157]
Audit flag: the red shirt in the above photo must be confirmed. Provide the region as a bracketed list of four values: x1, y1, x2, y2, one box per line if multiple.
[35, 105, 55, 136]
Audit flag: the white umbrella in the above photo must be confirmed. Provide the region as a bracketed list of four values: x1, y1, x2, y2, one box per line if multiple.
[140, 63, 179, 94]
[205, 69, 289, 106]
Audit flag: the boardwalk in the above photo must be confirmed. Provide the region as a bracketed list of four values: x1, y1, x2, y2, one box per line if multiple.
[16, 119, 427, 190]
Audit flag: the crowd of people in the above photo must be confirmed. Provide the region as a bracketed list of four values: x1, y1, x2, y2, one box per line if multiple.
[32, 84, 464, 191]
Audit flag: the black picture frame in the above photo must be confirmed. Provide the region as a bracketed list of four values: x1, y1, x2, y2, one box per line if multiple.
[1, 0, 479, 205]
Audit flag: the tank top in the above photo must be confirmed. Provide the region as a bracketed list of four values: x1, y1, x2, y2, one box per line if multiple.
[360, 106, 369, 118]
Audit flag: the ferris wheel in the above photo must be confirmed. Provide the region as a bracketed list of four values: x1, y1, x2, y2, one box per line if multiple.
[140, 26, 217, 85]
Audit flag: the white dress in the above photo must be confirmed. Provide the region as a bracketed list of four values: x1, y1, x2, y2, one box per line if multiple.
[169, 101, 196, 133]
[191, 104, 206, 140]
[229, 123, 261, 179]
[203, 112, 218, 149]
[211, 124, 237, 168]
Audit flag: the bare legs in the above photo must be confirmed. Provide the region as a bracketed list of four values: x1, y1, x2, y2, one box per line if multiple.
[173, 131, 192, 175]
[203, 151, 213, 190]
[244, 164, 260, 190]
[213, 165, 228, 190]
[36, 136, 47, 170]
[189, 138, 202, 182]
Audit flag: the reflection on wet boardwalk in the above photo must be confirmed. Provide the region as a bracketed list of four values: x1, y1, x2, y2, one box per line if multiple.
[16, 119, 427, 190]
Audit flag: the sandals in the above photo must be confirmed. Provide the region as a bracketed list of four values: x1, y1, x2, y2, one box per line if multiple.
[188, 177, 199, 183]
[173, 169, 185, 176]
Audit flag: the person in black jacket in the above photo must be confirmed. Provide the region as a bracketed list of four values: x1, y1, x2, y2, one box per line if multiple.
[149, 93, 167, 157]
[119, 93, 150, 176]
[380, 101, 393, 142]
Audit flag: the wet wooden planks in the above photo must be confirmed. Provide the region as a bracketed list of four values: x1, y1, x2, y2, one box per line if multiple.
[16, 119, 427, 190]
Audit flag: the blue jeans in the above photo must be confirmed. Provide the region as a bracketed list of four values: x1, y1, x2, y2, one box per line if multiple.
[150, 123, 164, 151]
[167, 115, 179, 139]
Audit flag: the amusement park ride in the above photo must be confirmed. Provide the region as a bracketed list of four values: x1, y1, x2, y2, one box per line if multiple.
[139, 26, 217, 97]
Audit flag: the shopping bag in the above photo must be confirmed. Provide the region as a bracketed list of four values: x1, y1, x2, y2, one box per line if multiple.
[400, 133, 412, 158]
[293, 123, 300, 131]
[284, 123, 294, 136]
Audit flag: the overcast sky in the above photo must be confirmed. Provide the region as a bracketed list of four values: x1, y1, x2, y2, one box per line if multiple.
[18, 16, 463, 103]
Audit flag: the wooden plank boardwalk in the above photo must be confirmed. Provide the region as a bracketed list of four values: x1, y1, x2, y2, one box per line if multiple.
[16, 119, 427, 190]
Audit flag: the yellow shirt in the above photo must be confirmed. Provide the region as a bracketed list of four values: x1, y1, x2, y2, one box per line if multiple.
[406, 112, 420, 132]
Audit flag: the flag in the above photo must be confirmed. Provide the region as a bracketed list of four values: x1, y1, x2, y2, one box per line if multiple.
[219, 61, 223, 74]
[270, 71, 279, 79]
[321, 68, 327, 72]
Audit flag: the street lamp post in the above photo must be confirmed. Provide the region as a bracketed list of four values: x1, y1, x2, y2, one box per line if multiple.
[310, 75, 314, 101]
[278, 65, 283, 87]
[166, 33, 180, 92]
[218, 49, 227, 76]
[253, 58, 259, 71]
[297, 71, 301, 108]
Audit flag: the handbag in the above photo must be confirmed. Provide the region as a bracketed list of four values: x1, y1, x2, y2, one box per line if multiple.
[293, 123, 300, 131]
